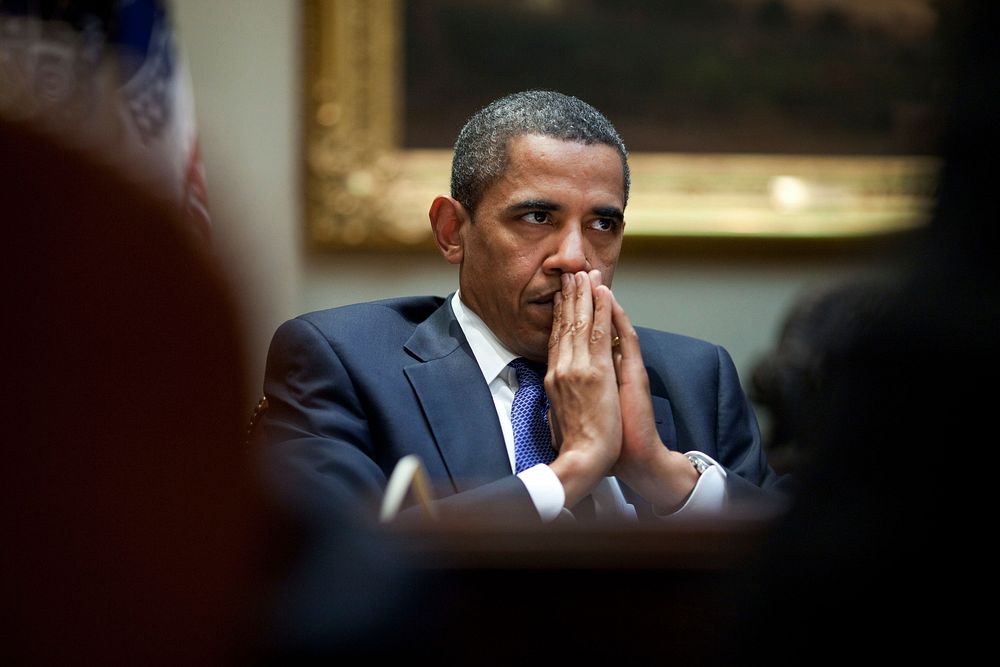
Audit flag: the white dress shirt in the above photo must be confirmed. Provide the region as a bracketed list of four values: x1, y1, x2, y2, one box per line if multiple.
[451, 292, 727, 522]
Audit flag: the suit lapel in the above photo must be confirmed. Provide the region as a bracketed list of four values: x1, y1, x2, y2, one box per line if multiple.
[404, 297, 512, 493]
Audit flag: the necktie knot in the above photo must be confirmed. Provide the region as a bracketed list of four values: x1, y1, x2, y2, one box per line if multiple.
[509, 358, 554, 473]
[509, 357, 546, 387]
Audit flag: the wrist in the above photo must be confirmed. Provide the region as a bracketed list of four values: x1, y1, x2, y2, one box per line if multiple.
[612, 436, 667, 487]
[619, 448, 699, 514]
[549, 447, 612, 508]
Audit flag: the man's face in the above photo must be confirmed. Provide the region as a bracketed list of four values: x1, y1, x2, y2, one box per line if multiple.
[457, 133, 626, 362]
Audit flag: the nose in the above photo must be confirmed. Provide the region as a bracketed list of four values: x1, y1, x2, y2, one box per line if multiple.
[543, 224, 591, 275]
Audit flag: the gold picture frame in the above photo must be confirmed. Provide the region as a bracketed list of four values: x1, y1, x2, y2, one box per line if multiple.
[303, 0, 938, 253]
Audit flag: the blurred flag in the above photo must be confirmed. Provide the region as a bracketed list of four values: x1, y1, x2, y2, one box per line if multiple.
[0, 0, 211, 240]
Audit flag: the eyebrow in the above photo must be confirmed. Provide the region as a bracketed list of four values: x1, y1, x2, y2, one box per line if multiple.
[593, 205, 625, 222]
[505, 199, 561, 216]
[505, 199, 624, 221]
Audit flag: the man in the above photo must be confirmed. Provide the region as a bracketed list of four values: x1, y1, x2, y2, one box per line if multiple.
[259, 90, 788, 525]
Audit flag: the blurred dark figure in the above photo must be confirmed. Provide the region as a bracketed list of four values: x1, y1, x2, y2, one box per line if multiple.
[748, 275, 896, 475]
[0, 118, 266, 665]
[720, 1, 1000, 663]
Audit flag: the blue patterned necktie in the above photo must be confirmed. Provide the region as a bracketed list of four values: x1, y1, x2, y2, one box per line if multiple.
[509, 358, 555, 473]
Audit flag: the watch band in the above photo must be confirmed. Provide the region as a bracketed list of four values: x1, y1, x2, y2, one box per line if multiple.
[685, 453, 711, 475]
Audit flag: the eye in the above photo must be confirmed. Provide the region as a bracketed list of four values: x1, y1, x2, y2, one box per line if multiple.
[521, 211, 551, 225]
[588, 217, 619, 232]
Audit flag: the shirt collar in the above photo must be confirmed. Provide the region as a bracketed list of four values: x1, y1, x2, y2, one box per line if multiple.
[451, 291, 518, 385]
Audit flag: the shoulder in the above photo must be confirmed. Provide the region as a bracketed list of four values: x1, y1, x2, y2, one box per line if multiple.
[635, 325, 724, 359]
[294, 295, 447, 333]
[269, 295, 447, 352]
[635, 326, 739, 386]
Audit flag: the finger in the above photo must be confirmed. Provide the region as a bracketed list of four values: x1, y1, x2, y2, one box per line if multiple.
[590, 283, 615, 359]
[555, 272, 577, 366]
[590, 270, 619, 343]
[572, 271, 595, 359]
[590, 269, 603, 289]
[610, 291, 644, 375]
[548, 288, 563, 359]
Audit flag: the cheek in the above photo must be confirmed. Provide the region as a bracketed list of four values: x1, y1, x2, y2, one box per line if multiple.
[587, 238, 620, 273]
[511, 257, 545, 291]
[595, 262, 617, 286]
[500, 267, 529, 302]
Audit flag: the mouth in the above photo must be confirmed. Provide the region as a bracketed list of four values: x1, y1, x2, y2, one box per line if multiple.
[527, 290, 559, 306]
[526, 295, 556, 315]
[525, 297, 556, 331]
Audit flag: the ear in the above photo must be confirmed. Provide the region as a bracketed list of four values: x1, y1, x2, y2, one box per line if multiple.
[428, 195, 468, 265]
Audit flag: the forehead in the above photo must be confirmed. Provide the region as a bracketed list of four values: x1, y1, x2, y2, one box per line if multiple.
[495, 134, 625, 201]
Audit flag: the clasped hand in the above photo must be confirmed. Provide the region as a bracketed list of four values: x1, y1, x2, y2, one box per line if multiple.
[545, 270, 699, 512]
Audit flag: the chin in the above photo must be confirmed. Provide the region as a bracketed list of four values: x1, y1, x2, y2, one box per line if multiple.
[510, 321, 552, 361]
[518, 338, 550, 363]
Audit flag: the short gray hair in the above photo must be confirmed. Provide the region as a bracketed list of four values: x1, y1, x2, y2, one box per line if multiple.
[451, 90, 630, 215]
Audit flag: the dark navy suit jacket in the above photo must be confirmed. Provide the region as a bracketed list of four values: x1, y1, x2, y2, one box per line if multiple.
[260, 295, 787, 523]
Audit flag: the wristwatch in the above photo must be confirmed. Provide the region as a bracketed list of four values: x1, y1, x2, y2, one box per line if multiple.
[685, 453, 711, 475]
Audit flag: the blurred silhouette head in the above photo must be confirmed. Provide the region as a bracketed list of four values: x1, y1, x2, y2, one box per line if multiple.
[1, 117, 265, 665]
[749, 276, 893, 473]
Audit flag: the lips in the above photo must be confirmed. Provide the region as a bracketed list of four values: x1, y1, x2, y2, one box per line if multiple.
[527, 289, 559, 306]
[525, 296, 556, 329]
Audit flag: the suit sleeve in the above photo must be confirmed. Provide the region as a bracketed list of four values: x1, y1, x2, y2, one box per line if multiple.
[259, 318, 389, 522]
[711, 345, 797, 507]
[258, 318, 538, 525]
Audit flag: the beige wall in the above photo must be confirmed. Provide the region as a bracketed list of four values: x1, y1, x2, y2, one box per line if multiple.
[174, 1, 891, 404]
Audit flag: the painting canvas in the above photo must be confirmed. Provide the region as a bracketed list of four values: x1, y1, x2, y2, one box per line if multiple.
[304, 0, 942, 251]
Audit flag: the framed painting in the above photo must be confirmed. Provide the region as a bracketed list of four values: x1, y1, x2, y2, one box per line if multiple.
[302, 0, 942, 252]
